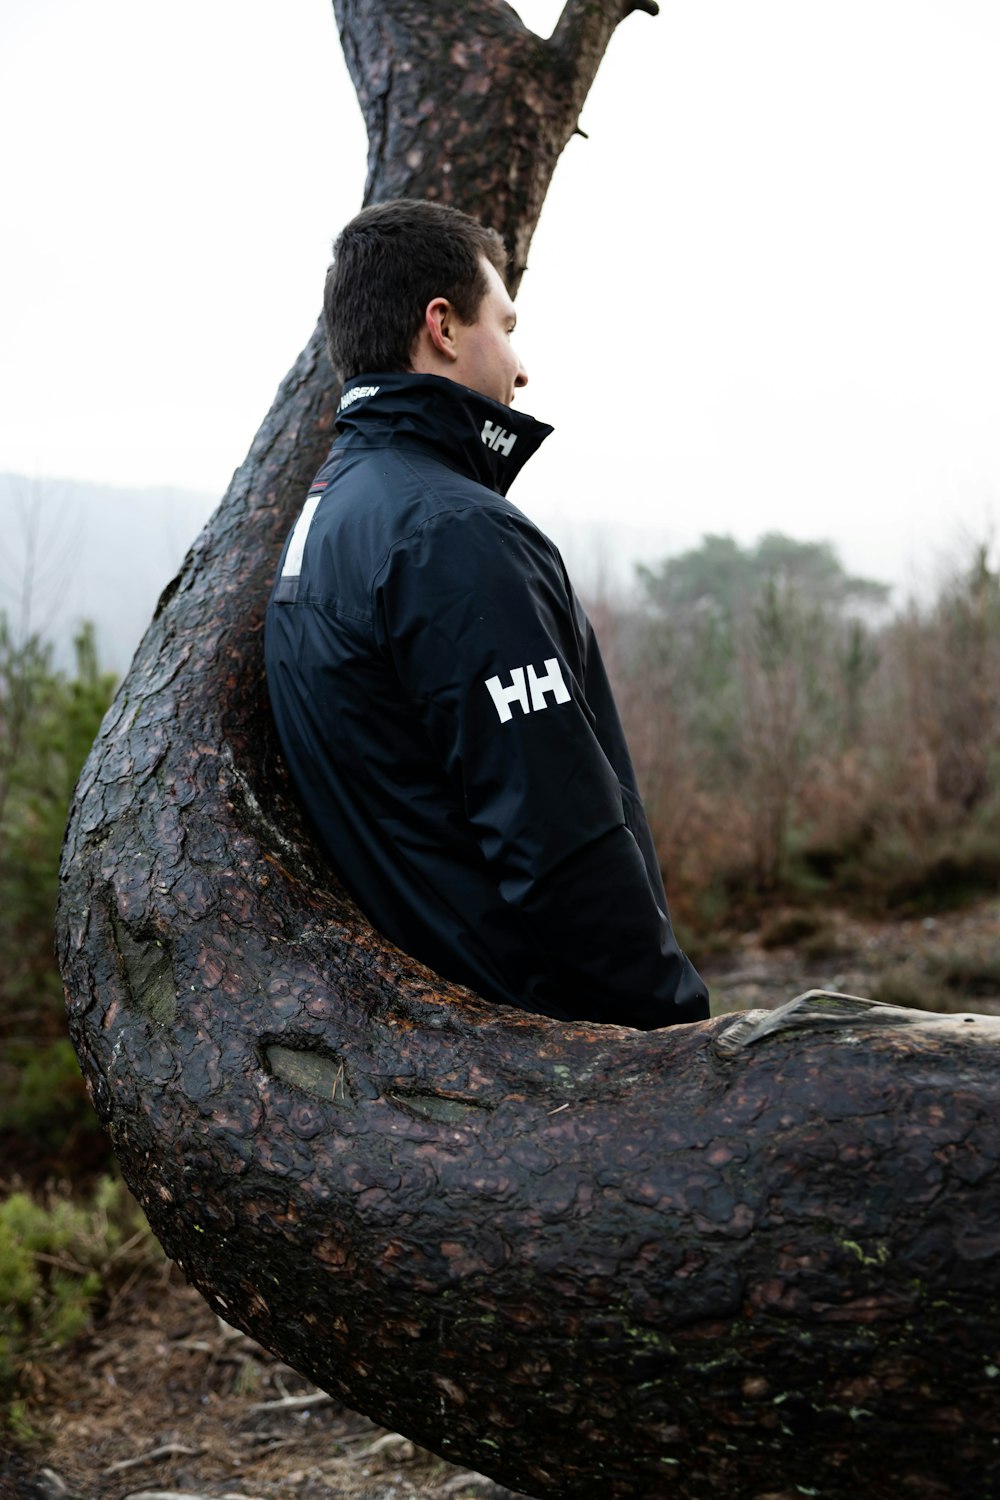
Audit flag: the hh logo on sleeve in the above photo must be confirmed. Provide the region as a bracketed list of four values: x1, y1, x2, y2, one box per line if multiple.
[485, 658, 570, 723]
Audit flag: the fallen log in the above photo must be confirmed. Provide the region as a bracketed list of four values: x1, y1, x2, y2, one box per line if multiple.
[56, 345, 1000, 1495]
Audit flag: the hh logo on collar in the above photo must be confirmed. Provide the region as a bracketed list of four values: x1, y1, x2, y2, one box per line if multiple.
[485, 658, 570, 723]
[482, 420, 517, 457]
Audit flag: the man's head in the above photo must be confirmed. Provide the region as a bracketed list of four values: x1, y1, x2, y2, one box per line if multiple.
[324, 199, 528, 406]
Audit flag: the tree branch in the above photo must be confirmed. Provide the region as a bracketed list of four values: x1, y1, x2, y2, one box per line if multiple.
[551, 0, 658, 61]
[548, 0, 658, 145]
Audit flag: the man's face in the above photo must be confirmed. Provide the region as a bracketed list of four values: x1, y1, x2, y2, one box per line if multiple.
[451, 258, 528, 407]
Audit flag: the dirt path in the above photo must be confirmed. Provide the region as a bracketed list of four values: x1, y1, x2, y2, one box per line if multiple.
[4, 1272, 529, 1500]
[6, 898, 999, 1500]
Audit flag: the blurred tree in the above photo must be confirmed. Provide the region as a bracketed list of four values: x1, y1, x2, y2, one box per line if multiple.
[629, 534, 889, 890]
[928, 541, 1000, 809]
[0, 617, 115, 1173]
[638, 531, 889, 621]
[837, 617, 880, 747]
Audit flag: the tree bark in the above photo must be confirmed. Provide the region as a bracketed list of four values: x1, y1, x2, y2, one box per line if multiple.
[57, 4, 1000, 1497]
[336, 0, 658, 286]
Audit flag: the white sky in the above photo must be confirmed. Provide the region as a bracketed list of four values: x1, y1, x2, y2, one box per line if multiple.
[3, 0, 999, 599]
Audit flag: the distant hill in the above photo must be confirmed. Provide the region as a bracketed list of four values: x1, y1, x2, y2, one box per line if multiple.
[0, 474, 218, 675]
[0, 474, 685, 680]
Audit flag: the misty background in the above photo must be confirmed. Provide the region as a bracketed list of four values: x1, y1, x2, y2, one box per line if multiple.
[3, 0, 1000, 678]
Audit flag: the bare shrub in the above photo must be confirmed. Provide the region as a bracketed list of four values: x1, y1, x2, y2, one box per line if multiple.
[591, 532, 1000, 931]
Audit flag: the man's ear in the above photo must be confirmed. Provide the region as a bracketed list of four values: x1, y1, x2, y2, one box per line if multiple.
[424, 296, 459, 362]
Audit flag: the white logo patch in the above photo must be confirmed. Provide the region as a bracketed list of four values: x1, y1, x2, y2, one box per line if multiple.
[280, 495, 321, 579]
[338, 384, 380, 412]
[485, 658, 570, 723]
[481, 420, 517, 458]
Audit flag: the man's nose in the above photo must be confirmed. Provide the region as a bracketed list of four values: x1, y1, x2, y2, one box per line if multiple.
[514, 359, 528, 389]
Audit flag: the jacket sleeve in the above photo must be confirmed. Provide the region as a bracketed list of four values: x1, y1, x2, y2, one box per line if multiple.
[372, 504, 709, 1029]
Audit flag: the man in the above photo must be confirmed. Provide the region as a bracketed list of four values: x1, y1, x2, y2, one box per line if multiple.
[265, 199, 708, 1029]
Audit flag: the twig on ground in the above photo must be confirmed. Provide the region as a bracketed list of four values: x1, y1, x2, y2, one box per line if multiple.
[122, 1492, 261, 1500]
[105, 1444, 203, 1474]
[171, 1336, 247, 1366]
[122, 1492, 265, 1500]
[248, 1390, 335, 1412]
[215, 1314, 247, 1341]
[108, 1258, 153, 1307]
[106, 1227, 155, 1263]
[335, 1422, 385, 1444]
[33, 1250, 92, 1276]
[248, 1436, 302, 1455]
[330, 1423, 382, 1444]
[357, 1431, 415, 1458]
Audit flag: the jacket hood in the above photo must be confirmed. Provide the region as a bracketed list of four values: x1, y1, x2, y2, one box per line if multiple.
[334, 372, 553, 496]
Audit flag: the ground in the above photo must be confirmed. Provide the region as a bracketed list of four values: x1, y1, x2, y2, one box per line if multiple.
[4, 898, 999, 1500]
[2, 1271, 532, 1500]
[700, 895, 1000, 1018]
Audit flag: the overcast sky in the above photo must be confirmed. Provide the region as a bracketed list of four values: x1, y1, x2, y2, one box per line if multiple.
[3, 0, 999, 598]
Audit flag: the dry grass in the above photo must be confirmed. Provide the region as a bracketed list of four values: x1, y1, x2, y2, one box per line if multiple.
[592, 540, 1000, 936]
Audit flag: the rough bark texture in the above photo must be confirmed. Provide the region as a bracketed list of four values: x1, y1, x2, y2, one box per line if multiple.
[57, 4, 1000, 1497]
[336, 0, 658, 286]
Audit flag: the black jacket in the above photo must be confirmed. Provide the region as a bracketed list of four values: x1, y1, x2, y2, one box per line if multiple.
[265, 372, 708, 1028]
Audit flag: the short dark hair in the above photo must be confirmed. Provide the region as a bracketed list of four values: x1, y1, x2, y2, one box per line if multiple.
[323, 199, 508, 379]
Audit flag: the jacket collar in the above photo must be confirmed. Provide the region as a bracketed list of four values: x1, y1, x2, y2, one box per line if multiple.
[334, 372, 553, 497]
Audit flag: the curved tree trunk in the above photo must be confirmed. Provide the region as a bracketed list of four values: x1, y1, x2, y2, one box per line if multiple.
[57, 4, 1000, 1497]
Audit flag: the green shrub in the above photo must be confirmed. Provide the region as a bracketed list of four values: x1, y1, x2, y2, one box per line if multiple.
[0, 1040, 90, 1145]
[758, 909, 830, 950]
[936, 948, 1000, 999]
[0, 1176, 161, 1415]
[0, 616, 117, 1171]
[871, 946, 1000, 1014]
[871, 965, 952, 1013]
